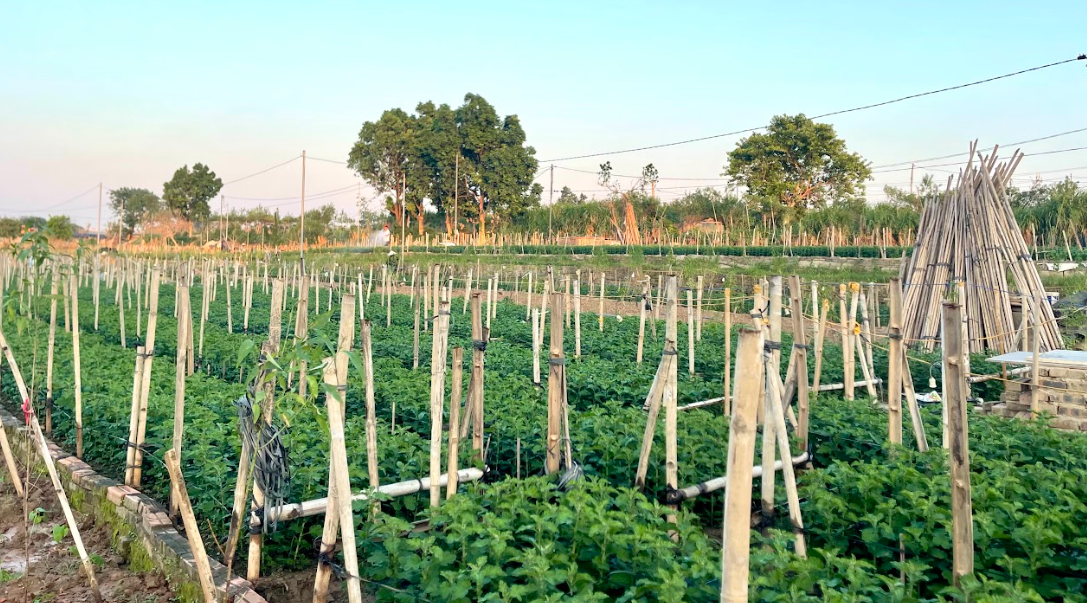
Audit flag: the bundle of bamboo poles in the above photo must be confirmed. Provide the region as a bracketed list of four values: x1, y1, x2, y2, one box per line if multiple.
[901, 142, 1062, 354]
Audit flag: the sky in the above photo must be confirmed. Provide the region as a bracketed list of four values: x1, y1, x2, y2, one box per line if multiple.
[1, 0, 1086, 229]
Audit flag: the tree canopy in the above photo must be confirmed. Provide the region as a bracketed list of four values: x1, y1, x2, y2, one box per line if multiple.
[162, 163, 222, 228]
[348, 93, 540, 241]
[725, 114, 871, 214]
[109, 187, 161, 237]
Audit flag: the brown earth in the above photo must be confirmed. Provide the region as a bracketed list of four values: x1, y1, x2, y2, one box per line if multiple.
[0, 470, 175, 603]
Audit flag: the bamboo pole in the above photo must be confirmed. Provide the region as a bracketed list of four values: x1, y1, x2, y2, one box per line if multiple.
[313, 352, 364, 603]
[812, 300, 829, 393]
[70, 271, 84, 458]
[362, 321, 379, 505]
[447, 347, 464, 499]
[429, 300, 450, 508]
[574, 277, 582, 358]
[719, 329, 762, 603]
[170, 284, 191, 516]
[788, 276, 810, 451]
[663, 276, 680, 528]
[687, 288, 696, 375]
[760, 277, 782, 518]
[695, 275, 704, 341]
[469, 294, 485, 458]
[532, 309, 541, 385]
[248, 279, 283, 582]
[131, 268, 161, 487]
[164, 450, 217, 603]
[598, 274, 605, 332]
[545, 291, 566, 475]
[942, 302, 974, 586]
[764, 338, 807, 557]
[887, 278, 904, 446]
[723, 287, 732, 416]
[45, 267, 58, 434]
[637, 284, 647, 364]
[841, 284, 853, 400]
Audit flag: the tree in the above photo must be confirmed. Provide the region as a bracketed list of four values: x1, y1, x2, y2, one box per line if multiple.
[0, 218, 21, 239]
[598, 161, 657, 244]
[348, 108, 418, 230]
[882, 174, 940, 212]
[725, 114, 871, 214]
[109, 187, 161, 238]
[45, 215, 75, 239]
[412, 101, 460, 236]
[556, 186, 584, 204]
[162, 164, 222, 234]
[456, 93, 540, 242]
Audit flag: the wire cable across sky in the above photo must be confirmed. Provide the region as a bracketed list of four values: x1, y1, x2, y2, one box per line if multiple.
[538, 54, 1087, 163]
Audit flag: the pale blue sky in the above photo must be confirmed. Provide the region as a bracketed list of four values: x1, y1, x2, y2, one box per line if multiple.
[2, 0, 1085, 227]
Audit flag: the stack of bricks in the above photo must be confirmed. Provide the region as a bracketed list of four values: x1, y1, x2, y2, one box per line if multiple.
[985, 366, 1087, 431]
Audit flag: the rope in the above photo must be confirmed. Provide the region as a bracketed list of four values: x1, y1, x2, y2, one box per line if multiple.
[235, 392, 291, 534]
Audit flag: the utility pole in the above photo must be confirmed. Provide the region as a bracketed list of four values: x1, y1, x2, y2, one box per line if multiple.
[116, 196, 125, 248]
[220, 194, 225, 250]
[401, 172, 407, 257]
[454, 153, 459, 241]
[548, 164, 554, 243]
[910, 163, 915, 195]
[300, 150, 306, 272]
[96, 183, 102, 246]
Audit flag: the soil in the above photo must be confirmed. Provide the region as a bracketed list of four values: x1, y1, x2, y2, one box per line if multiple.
[0, 470, 175, 603]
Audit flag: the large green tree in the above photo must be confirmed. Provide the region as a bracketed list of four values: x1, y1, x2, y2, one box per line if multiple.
[725, 114, 871, 214]
[456, 93, 541, 242]
[45, 215, 76, 239]
[162, 163, 222, 233]
[347, 108, 418, 230]
[109, 187, 161, 238]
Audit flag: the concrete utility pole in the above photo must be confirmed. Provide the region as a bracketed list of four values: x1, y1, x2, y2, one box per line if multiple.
[300, 150, 306, 272]
[96, 183, 102, 246]
[454, 153, 459, 240]
[548, 164, 554, 243]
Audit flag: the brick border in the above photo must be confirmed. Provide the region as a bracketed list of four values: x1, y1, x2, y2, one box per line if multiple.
[0, 407, 268, 603]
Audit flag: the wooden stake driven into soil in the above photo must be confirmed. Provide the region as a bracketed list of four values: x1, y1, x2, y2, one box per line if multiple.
[447, 347, 464, 499]
[546, 291, 567, 475]
[720, 327, 763, 603]
[313, 349, 364, 603]
[0, 330, 102, 602]
[248, 279, 284, 582]
[942, 302, 974, 585]
[164, 449, 217, 603]
[429, 300, 451, 508]
[887, 277, 904, 446]
[131, 267, 161, 487]
[362, 320, 380, 508]
[788, 276, 811, 451]
[723, 287, 732, 416]
[71, 271, 85, 458]
[45, 266, 58, 433]
[170, 283, 192, 517]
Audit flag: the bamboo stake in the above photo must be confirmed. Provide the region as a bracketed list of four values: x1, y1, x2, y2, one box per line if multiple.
[812, 300, 829, 392]
[942, 302, 974, 586]
[532, 309, 541, 385]
[764, 340, 807, 557]
[248, 279, 283, 582]
[446, 347, 464, 499]
[574, 277, 582, 357]
[468, 294, 485, 458]
[45, 268, 58, 434]
[663, 277, 680, 529]
[545, 291, 566, 475]
[788, 276, 810, 451]
[695, 275, 703, 341]
[170, 284, 191, 516]
[598, 273, 605, 332]
[313, 352, 364, 603]
[164, 450, 217, 603]
[132, 268, 161, 487]
[71, 271, 84, 458]
[687, 288, 695, 375]
[887, 278, 904, 446]
[637, 284, 647, 364]
[720, 331, 760, 602]
[723, 287, 732, 416]
[429, 300, 450, 508]
[841, 284, 853, 400]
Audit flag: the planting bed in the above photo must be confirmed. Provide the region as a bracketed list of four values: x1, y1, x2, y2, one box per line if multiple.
[1, 265, 1086, 602]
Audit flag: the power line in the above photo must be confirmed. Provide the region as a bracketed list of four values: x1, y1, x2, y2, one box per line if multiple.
[539, 54, 1087, 163]
[871, 144, 1087, 174]
[870, 126, 1087, 169]
[222, 155, 302, 186]
[32, 184, 100, 211]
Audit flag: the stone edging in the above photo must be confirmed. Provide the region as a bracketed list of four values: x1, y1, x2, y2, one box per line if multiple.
[0, 407, 268, 603]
